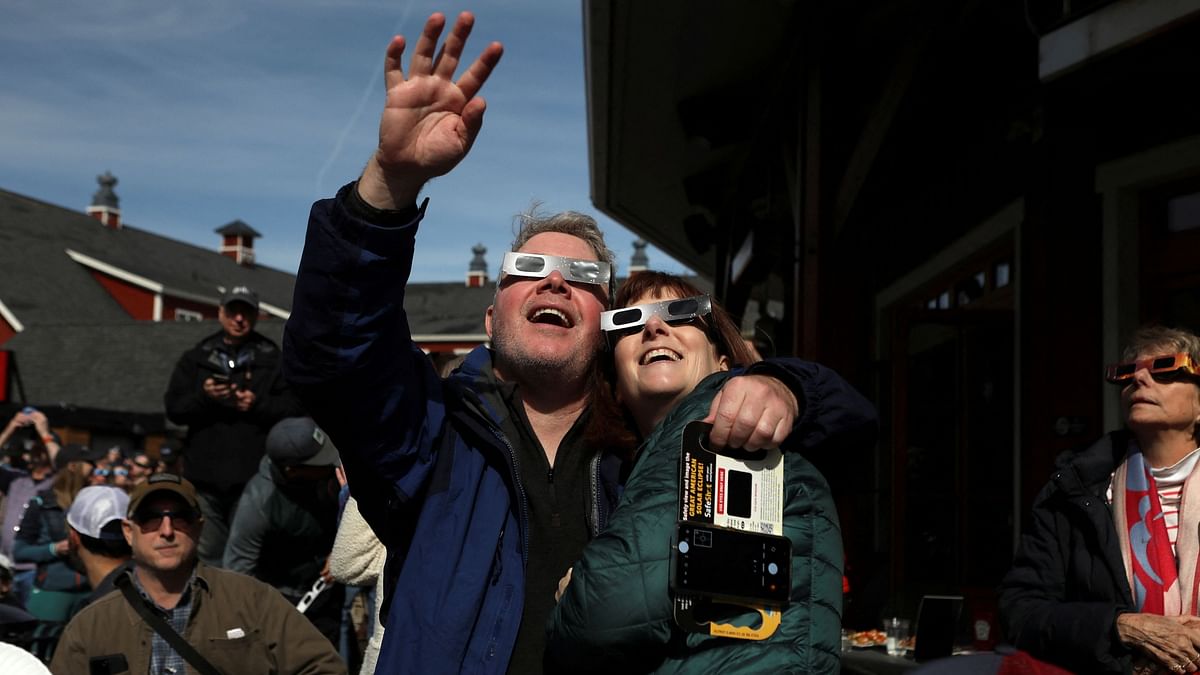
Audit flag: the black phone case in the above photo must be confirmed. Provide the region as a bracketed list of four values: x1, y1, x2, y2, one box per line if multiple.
[670, 521, 791, 606]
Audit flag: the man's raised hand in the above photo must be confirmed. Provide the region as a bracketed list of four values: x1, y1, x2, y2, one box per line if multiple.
[358, 11, 503, 209]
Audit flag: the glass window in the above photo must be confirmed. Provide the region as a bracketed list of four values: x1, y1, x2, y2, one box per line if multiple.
[994, 262, 1011, 289]
[1167, 191, 1200, 233]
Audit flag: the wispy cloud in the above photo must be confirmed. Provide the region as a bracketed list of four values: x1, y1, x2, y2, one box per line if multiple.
[0, 1, 690, 281]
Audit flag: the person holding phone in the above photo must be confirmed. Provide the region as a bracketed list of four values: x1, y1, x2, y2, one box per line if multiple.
[545, 272, 876, 673]
[0, 407, 61, 606]
[163, 286, 304, 568]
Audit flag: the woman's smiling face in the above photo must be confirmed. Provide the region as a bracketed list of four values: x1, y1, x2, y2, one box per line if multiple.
[612, 289, 729, 415]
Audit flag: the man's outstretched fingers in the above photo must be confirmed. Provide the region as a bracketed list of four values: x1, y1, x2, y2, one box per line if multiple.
[457, 41, 504, 102]
[409, 12, 447, 77]
[433, 11, 475, 80]
[383, 36, 407, 91]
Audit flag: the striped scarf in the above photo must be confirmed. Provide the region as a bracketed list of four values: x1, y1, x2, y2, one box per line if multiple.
[1113, 448, 1200, 614]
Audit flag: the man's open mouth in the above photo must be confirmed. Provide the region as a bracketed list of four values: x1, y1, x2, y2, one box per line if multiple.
[529, 307, 573, 328]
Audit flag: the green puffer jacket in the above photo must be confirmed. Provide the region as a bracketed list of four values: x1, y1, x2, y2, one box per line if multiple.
[545, 371, 845, 674]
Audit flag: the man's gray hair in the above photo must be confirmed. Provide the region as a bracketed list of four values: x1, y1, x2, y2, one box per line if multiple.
[511, 205, 615, 268]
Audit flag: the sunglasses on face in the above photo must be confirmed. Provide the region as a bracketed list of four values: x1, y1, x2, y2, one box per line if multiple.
[1105, 352, 1200, 384]
[600, 295, 713, 342]
[499, 252, 614, 302]
[92, 468, 111, 478]
[133, 509, 198, 533]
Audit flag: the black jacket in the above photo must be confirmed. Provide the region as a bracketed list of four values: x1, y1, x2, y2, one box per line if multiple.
[998, 431, 1138, 673]
[164, 330, 304, 490]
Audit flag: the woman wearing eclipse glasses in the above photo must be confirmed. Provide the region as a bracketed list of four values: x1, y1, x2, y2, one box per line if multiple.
[1001, 325, 1200, 674]
[546, 271, 876, 673]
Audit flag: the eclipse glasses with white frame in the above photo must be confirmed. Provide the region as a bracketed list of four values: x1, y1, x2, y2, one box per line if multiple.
[600, 295, 713, 340]
[499, 252, 614, 302]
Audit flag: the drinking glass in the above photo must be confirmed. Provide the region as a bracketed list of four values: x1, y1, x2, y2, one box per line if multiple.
[885, 617, 911, 657]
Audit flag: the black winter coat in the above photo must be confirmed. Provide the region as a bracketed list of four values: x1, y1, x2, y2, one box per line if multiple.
[164, 330, 304, 489]
[998, 431, 1138, 673]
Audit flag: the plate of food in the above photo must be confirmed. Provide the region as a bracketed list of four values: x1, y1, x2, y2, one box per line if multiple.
[846, 629, 887, 648]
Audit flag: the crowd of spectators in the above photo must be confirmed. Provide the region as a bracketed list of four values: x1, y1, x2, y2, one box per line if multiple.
[0, 286, 372, 674]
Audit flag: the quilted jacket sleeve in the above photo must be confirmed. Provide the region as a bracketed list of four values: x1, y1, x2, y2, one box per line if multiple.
[544, 385, 698, 671]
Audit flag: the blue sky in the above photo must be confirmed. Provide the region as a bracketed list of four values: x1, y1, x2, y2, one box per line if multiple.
[0, 1, 689, 281]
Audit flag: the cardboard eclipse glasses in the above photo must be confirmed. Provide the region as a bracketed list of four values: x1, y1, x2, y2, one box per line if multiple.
[499, 252, 614, 302]
[600, 295, 713, 341]
[1104, 352, 1200, 384]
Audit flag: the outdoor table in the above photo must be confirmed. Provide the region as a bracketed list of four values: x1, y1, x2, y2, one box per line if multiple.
[840, 646, 916, 674]
[842, 647, 1006, 674]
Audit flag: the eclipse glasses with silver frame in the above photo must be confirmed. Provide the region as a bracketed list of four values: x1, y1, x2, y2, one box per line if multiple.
[499, 252, 614, 302]
[600, 295, 712, 341]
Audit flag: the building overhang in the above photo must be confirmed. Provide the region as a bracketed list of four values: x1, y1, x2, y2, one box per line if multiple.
[584, 0, 801, 280]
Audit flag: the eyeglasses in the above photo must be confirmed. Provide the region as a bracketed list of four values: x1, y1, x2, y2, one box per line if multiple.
[600, 295, 712, 342]
[1105, 352, 1200, 384]
[499, 252, 614, 302]
[133, 509, 198, 533]
[92, 468, 111, 478]
[113, 467, 129, 477]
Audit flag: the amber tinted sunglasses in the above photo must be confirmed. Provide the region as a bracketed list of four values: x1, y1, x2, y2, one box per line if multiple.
[1104, 352, 1200, 384]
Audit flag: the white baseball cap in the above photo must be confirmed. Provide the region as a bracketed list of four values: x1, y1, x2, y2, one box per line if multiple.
[67, 486, 130, 539]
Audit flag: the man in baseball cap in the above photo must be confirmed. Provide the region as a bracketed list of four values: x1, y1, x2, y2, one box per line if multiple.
[163, 280, 304, 568]
[219, 285, 259, 312]
[225, 417, 343, 646]
[53, 472, 345, 674]
[125, 472, 202, 518]
[65, 486, 131, 608]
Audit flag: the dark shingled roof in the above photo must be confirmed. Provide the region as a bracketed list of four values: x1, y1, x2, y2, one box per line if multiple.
[404, 281, 493, 335]
[0, 185, 497, 421]
[5, 321, 286, 415]
[0, 189, 296, 327]
[214, 219, 262, 238]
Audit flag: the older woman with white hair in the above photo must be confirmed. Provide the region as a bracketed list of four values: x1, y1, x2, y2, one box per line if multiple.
[1002, 325, 1200, 674]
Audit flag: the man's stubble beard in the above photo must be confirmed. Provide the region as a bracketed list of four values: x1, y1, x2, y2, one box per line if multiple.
[491, 321, 601, 388]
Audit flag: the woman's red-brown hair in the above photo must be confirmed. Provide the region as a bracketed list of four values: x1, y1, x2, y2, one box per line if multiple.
[585, 271, 759, 458]
[613, 271, 758, 367]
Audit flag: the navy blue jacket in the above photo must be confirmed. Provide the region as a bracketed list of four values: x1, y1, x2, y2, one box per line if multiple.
[284, 186, 625, 674]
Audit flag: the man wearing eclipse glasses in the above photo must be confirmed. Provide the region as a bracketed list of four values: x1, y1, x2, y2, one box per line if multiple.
[283, 11, 840, 674]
